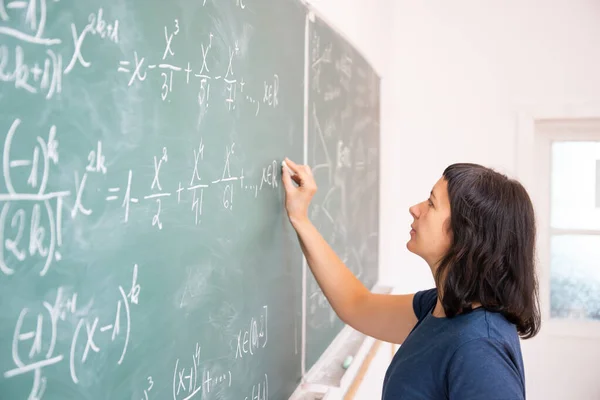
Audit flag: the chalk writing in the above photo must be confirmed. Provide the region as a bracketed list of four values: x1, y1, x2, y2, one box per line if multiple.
[146, 147, 169, 229]
[71, 141, 108, 220]
[335, 52, 352, 91]
[310, 31, 332, 94]
[172, 342, 232, 400]
[1, 118, 67, 276]
[235, 305, 268, 359]
[94, 140, 279, 226]
[69, 264, 139, 382]
[0, 0, 61, 46]
[64, 7, 119, 75]
[117, 19, 279, 116]
[2, 287, 77, 399]
[305, 21, 381, 355]
[0, 45, 62, 99]
[139, 376, 155, 400]
[244, 374, 268, 400]
[106, 170, 137, 223]
[262, 74, 279, 108]
[0, 5, 365, 399]
[3, 264, 139, 397]
[1, 4, 119, 98]
[0, 115, 286, 258]
[85, 141, 107, 175]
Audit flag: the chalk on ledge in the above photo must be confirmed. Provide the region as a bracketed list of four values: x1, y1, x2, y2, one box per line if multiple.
[342, 355, 353, 369]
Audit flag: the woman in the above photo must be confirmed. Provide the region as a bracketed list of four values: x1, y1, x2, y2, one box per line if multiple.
[281, 158, 540, 399]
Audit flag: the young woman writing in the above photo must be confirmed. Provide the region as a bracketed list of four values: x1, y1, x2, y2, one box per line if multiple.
[281, 158, 539, 399]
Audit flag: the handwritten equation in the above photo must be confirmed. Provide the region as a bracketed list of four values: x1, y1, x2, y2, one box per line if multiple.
[1, 1, 309, 398]
[3, 264, 140, 400]
[0, 118, 65, 277]
[1, 0, 270, 109]
[0, 117, 281, 278]
[173, 342, 232, 400]
[118, 18, 280, 117]
[104, 141, 281, 228]
[235, 305, 268, 359]
[0, 1, 121, 99]
[306, 21, 380, 332]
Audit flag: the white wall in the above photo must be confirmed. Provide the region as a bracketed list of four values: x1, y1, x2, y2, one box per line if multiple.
[306, 0, 600, 399]
[386, 0, 600, 290]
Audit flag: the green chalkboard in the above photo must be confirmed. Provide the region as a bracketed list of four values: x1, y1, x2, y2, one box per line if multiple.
[0, 1, 305, 399]
[305, 13, 381, 371]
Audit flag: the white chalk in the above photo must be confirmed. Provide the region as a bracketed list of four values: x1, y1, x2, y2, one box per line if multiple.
[342, 355, 353, 369]
[282, 160, 295, 175]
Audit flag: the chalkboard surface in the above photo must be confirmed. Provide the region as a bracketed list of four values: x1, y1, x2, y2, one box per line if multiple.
[0, 1, 305, 399]
[0, 2, 381, 398]
[305, 13, 380, 371]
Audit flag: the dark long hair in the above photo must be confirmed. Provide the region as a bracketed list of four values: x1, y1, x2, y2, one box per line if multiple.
[436, 163, 541, 339]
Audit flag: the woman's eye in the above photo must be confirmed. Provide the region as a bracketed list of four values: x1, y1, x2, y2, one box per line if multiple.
[428, 199, 434, 207]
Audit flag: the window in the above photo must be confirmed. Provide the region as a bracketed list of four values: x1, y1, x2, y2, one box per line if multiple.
[549, 141, 600, 321]
[533, 120, 600, 329]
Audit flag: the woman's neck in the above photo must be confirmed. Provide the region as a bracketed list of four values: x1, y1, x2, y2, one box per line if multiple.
[432, 268, 482, 317]
[432, 297, 483, 318]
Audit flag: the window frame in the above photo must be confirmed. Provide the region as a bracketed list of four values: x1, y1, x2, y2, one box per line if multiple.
[517, 107, 600, 338]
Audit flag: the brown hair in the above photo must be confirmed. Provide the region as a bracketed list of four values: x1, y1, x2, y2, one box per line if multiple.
[436, 163, 541, 339]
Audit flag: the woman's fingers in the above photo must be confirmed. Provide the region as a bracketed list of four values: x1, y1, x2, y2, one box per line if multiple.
[304, 164, 313, 177]
[284, 158, 316, 187]
[291, 173, 302, 186]
[284, 158, 306, 180]
[281, 163, 295, 192]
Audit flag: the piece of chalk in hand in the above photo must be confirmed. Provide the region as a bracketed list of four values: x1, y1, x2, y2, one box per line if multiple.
[342, 355, 353, 369]
[282, 160, 294, 175]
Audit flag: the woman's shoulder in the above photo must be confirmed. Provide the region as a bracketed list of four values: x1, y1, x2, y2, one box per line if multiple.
[458, 310, 522, 355]
[412, 289, 521, 347]
[480, 309, 522, 344]
[440, 307, 521, 349]
[413, 288, 438, 321]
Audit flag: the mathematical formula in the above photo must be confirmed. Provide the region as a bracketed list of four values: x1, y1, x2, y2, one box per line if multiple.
[0, 117, 282, 279]
[306, 22, 380, 336]
[173, 342, 232, 400]
[1, 1, 270, 109]
[0, 1, 121, 99]
[1, 2, 294, 398]
[236, 305, 268, 359]
[0, 1, 382, 398]
[118, 18, 280, 117]
[3, 265, 140, 399]
[2, 77, 280, 400]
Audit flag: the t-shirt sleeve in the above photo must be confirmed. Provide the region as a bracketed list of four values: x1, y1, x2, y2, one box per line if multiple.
[447, 337, 525, 400]
[412, 288, 437, 321]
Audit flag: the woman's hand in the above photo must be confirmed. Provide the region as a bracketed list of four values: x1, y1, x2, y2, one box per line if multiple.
[281, 157, 317, 226]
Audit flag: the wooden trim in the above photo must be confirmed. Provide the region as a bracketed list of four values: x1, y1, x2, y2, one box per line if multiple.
[343, 340, 383, 400]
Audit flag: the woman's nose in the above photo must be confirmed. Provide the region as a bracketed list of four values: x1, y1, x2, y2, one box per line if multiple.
[409, 204, 420, 219]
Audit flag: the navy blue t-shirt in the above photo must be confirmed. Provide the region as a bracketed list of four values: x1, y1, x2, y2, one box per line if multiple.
[382, 289, 526, 399]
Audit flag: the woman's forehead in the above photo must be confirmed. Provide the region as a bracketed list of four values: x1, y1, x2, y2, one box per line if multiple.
[432, 177, 448, 196]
